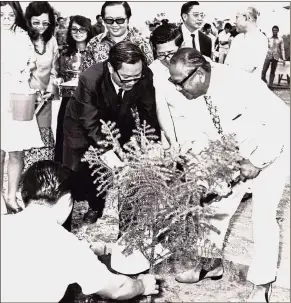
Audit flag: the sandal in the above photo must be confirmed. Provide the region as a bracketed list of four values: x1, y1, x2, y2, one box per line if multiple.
[175, 262, 224, 283]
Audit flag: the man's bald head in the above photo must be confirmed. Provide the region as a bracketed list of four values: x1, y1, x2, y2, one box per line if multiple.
[169, 48, 211, 100]
[170, 48, 211, 73]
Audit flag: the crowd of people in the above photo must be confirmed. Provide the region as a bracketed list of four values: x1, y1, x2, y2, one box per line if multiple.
[1, 1, 289, 303]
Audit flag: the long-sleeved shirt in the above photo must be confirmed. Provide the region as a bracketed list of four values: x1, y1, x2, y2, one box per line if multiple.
[266, 36, 286, 61]
[225, 28, 268, 78]
[29, 36, 59, 127]
[81, 28, 154, 72]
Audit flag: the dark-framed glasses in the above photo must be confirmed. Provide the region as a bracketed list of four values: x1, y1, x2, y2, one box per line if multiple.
[116, 70, 145, 84]
[31, 21, 50, 27]
[168, 67, 199, 89]
[156, 51, 176, 61]
[190, 12, 205, 18]
[1, 13, 15, 21]
[71, 27, 87, 34]
[104, 18, 126, 25]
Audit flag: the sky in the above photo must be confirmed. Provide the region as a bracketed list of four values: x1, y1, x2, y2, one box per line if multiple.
[20, 1, 290, 35]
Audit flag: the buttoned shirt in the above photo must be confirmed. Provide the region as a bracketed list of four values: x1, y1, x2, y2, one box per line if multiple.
[181, 24, 201, 52]
[266, 36, 286, 61]
[81, 28, 154, 71]
[224, 28, 268, 78]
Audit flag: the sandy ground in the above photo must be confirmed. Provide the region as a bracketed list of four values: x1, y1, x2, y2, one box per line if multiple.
[2, 89, 290, 303]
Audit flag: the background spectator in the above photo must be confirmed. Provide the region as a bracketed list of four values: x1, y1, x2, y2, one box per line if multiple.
[92, 14, 105, 37]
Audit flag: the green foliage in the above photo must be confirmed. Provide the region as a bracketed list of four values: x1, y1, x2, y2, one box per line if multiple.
[82, 117, 241, 270]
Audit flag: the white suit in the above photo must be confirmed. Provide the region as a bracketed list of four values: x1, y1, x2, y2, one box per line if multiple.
[193, 64, 289, 285]
[152, 61, 289, 285]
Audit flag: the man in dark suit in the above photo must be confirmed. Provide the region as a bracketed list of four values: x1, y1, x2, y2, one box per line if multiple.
[179, 1, 212, 59]
[63, 41, 161, 224]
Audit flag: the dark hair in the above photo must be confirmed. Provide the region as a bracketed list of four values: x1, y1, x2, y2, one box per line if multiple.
[202, 23, 211, 31]
[25, 1, 56, 43]
[101, 1, 131, 20]
[181, 1, 199, 19]
[161, 18, 169, 25]
[96, 14, 101, 20]
[57, 16, 64, 22]
[224, 22, 232, 30]
[65, 15, 92, 56]
[272, 25, 279, 31]
[0, 1, 29, 32]
[109, 41, 145, 71]
[21, 160, 74, 206]
[170, 47, 211, 73]
[150, 23, 183, 51]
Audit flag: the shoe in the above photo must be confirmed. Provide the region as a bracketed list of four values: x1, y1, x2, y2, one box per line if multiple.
[246, 284, 272, 303]
[83, 208, 100, 224]
[6, 205, 23, 214]
[175, 262, 224, 283]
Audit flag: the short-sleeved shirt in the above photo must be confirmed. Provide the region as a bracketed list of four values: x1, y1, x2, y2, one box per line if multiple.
[1, 210, 118, 302]
[224, 29, 268, 78]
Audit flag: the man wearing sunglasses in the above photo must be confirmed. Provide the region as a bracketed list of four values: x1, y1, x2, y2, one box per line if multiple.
[63, 41, 161, 224]
[81, 1, 153, 71]
[169, 48, 289, 302]
[179, 1, 212, 59]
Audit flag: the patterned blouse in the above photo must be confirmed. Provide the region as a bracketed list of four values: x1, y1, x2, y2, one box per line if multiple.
[266, 36, 286, 61]
[81, 28, 154, 71]
[58, 49, 88, 97]
[58, 49, 87, 82]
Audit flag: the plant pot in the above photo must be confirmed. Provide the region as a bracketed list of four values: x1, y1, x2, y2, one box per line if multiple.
[10, 91, 36, 121]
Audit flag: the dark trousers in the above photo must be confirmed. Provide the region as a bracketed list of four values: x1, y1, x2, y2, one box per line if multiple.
[54, 97, 70, 163]
[63, 139, 106, 215]
[261, 57, 278, 86]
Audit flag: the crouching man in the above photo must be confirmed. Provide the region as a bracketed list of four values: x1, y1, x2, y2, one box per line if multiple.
[1, 160, 159, 303]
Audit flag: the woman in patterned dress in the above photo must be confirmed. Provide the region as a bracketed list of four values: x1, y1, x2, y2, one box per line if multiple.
[1, 1, 44, 214]
[54, 15, 92, 163]
[24, 1, 59, 168]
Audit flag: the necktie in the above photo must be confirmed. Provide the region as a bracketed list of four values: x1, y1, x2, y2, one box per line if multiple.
[191, 33, 196, 49]
[117, 88, 123, 107]
[204, 95, 225, 140]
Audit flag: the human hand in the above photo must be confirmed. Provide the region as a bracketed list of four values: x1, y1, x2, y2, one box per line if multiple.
[137, 274, 160, 296]
[42, 92, 54, 101]
[54, 77, 64, 86]
[239, 159, 261, 180]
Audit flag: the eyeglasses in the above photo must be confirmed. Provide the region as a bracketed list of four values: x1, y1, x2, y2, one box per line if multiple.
[116, 70, 145, 84]
[1, 13, 15, 21]
[168, 67, 198, 89]
[190, 12, 205, 19]
[71, 27, 87, 34]
[31, 21, 50, 27]
[156, 51, 176, 61]
[104, 18, 126, 25]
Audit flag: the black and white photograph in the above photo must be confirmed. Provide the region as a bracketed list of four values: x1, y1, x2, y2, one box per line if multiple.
[1, 1, 290, 302]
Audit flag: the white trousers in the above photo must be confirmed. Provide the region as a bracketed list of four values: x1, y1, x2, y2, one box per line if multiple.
[203, 147, 289, 285]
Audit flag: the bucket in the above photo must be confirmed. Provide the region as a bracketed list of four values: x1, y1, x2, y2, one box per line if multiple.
[10, 91, 36, 121]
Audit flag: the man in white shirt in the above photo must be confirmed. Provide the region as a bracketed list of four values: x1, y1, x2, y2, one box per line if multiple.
[1, 160, 160, 303]
[180, 1, 212, 59]
[217, 22, 232, 63]
[169, 48, 289, 302]
[225, 6, 268, 78]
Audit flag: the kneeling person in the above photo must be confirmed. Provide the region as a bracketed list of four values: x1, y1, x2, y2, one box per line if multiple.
[1, 160, 159, 303]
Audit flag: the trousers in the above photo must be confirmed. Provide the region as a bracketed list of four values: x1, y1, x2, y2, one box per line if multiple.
[202, 146, 289, 285]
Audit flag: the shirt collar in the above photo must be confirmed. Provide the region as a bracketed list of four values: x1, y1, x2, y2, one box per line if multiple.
[110, 74, 121, 94]
[182, 23, 200, 35]
[101, 29, 132, 43]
